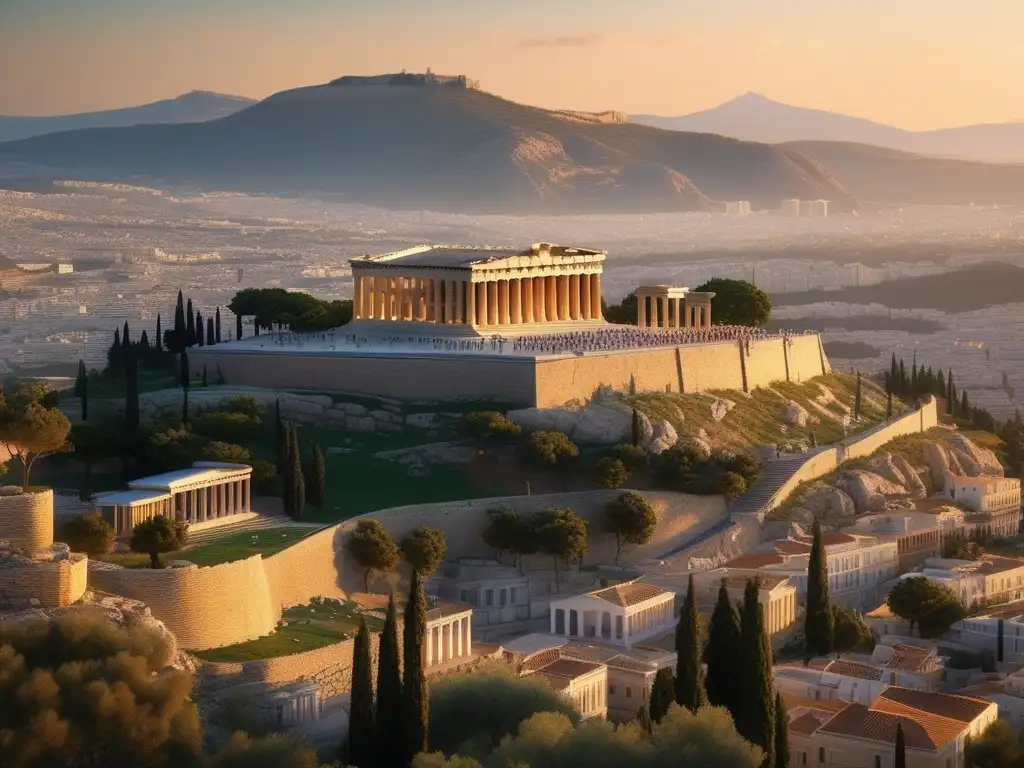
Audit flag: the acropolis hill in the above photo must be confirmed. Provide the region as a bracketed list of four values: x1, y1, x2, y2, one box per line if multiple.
[191, 242, 829, 407]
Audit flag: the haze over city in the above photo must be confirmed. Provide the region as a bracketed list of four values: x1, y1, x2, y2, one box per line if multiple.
[3, 3, 1024, 768]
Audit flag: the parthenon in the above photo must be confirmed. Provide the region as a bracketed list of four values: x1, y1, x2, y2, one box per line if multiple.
[349, 243, 605, 331]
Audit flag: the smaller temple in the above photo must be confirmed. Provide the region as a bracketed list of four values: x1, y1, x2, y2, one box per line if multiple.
[93, 461, 253, 536]
[425, 600, 474, 667]
[634, 285, 715, 329]
[549, 580, 676, 647]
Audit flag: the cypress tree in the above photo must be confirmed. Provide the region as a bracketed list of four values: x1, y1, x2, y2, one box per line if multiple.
[853, 371, 862, 421]
[961, 390, 970, 416]
[308, 443, 326, 508]
[894, 722, 906, 768]
[202, 364, 208, 387]
[186, 299, 196, 346]
[947, 371, 955, 415]
[122, 321, 131, 353]
[649, 667, 675, 724]
[180, 349, 190, 425]
[674, 574, 703, 712]
[74, 360, 85, 397]
[773, 691, 789, 768]
[79, 360, 89, 422]
[636, 705, 653, 736]
[804, 520, 834, 656]
[124, 344, 140, 431]
[631, 408, 641, 447]
[401, 570, 429, 764]
[290, 424, 305, 521]
[898, 359, 906, 394]
[910, 362, 918, 396]
[236, 312, 243, 341]
[348, 618, 376, 768]
[196, 312, 205, 346]
[155, 314, 163, 353]
[704, 579, 740, 713]
[889, 354, 898, 394]
[738, 578, 775, 767]
[275, 399, 286, 472]
[887, 389, 893, 420]
[139, 330, 150, 357]
[376, 594, 403, 767]
[215, 306, 222, 343]
[281, 423, 295, 518]
[206, 317, 215, 347]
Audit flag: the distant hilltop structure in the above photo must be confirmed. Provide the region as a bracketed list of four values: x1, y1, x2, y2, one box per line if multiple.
[330, 70, 480, 90]
[779, 198, 829, 217]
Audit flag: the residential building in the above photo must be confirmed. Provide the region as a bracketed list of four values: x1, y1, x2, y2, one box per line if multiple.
[518, 648, 609, 720]
[788, 687, 997, 768]
[427, 558, 531, 635]
[944, 473, 1021, 538]
[919, 555, 1024, 608]
[847, 511, 948, 573]
[949, 600, 1024, 666]
[693, 571, 798, 636]
[548, 580, 676, 647]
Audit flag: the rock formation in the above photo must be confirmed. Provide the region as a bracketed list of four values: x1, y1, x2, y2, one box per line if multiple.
[835, 469, 910, 514]
[922, 433, 1003, 488]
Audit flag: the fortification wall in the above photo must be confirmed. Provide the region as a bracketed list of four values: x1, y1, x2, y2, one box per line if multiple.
[758, 397, 939, 519]
[263, 526, 348, 614]
[192, 335, 829, 408]
[0, 554, 88, 608]
[190, 349, 537, 405]
[0, 489, 54, 552]
[89, 556, 278, 650]
[678, 344, 746, 392]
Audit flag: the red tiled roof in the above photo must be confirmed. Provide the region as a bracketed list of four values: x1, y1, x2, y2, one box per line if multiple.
[521, 648, 563, 672]
[874, 687, 992, 724]
[774, 540, 812, 556]
[723, 553, 786, 569]
[789, 711, 827, 736]
[535, 658, 603, 680]
[818, 704, 942, 751]
[591, 582, 670, 607]
[824, 660, 884, 681]
[605, 655, 658, 673]
[426, 600, 473, 621]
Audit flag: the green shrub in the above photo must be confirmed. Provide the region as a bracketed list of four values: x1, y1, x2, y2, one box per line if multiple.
[596, 457, 630, 489]
[610, 443, 647, 469]
[58, 513, 115, 555]
[459, 411, 521, 441]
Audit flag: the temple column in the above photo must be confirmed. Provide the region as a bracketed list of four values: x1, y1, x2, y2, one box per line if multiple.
[704, 302, 712, 328]
[659, 297, 669, 328]
[522, 278, 535, 323]
[395, 277, 405, 320]
[569, 275, 580, 320]
[546, 276, 557, 321]
[638, 292, 647, 326]
[498, 280, 510, 325]
[535, 277, 546, 322]
[466, 281, 476, 326]
[673, 298, 682, 328]
[476, 282, 488, 326]
[557, 275, 570, 320]
[353, 277, 362, 319]
[581, 273, 592, 320]
[447, 280, 458, 324]
[649, 296, 659, 328]
[590, 274, 602, 319]
[433, 279, 443, 323]
[510, 279, 522, 324]
[487, 281, 498, 325]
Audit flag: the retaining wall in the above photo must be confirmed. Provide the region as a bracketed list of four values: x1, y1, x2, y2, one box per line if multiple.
[757, 396, 939, 520]
[0, 554, 88, 608]
[0, 489, 54, 552]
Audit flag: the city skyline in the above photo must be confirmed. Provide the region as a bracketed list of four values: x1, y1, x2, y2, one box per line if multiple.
[1, 0, 1022, 130]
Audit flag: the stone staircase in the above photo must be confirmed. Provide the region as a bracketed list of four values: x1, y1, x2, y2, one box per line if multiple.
[728, 452, 820, 519]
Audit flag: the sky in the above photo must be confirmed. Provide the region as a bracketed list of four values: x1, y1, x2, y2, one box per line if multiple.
[1, 0, 1022, 130]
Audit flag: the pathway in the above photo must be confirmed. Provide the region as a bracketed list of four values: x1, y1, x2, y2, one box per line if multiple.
[728, 453, 822, 518]
[184, 514, 323, 547]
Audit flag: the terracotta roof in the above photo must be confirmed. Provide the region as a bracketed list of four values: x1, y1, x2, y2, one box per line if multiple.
[721, 574, 791, 590]
[535, 658, 603, 680]
[822, 532, 858, 546]
[790, 711, 828, 736]
[885, 645, 937, 673]
[723, 553, 786, 569]
[605, 655, 658, 673]
[536, 672, 572, 691]
[976, 555, 1024, 576]
[774, 540, 812, 556]
[521, 648, 563, 672]
[561, 643, 620, 664]
[824, 660, 884, 681]
[874, 687, 992, 724]
[818, 703, 942, 751]
[591, 582, 670, 607]
[425, 600, 473, 621]
[782, 695, 849, 715]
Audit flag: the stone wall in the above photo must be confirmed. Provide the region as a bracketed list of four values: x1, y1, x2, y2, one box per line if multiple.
[190, 336, 829, 409]
[0, 489, 54, 552]
[0, 554, 88, 608]
[90, 556, 278, 650]
[756, 397, 939, 520]
[92, 489, 725, 650]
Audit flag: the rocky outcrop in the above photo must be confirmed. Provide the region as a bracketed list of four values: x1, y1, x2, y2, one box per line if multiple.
[868, 452, 926, 499]
[785, 482, 857, 527]
[835, 470, 910, 514]
[892, 454, 928, 497]
[922, 434, 1003, 488]
[710, 397, 736, 423]
[374, 442, 478, 476]
[784, 401, 817, 428]
[644, 420, 678, 455]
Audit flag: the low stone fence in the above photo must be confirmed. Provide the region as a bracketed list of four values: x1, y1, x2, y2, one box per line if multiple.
[0, 488, 54, 553]
[0, 553, 88, 608]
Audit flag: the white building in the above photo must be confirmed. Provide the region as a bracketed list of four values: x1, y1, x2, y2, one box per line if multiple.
[92, 461, 253, 536]
[950, 602, 1024, 666]
[918, 554, 1024, 608]
[549, 581, 676, 647]
[945, 473, 1021, 537]
[518, 647, 609, 720]
[780, 198, 802, 216]
[426, 558, 531, 636]
[424, 600, 474, 668]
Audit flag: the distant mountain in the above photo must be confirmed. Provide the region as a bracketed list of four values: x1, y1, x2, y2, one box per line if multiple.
[0, 91, 256, 143]
[0, 82, 857, 215]
[634, 93, 1024, 164]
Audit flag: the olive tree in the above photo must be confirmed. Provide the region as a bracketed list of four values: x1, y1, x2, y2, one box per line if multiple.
[0, 383, 72, 490]
[346, 519, 400, 591]
[604, 491, 657, 564]
[532, 507, 588, 589]
[130, 514, 189, 569]
[402, 525, 448, 576]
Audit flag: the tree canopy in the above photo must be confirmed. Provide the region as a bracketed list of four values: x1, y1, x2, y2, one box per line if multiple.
[887, 576, 967, 638]
[346, 519, 400, 591]
[604, 491, 657, 564]
[482, 506, 538, 569]
[533, 507, 589, 588]
[521, 430, 580, 473]
[402, 525, 448, 576]
[228, 288, 352, 333]
[59, 513, 115, 556]
[130, 515, 189, 568]
[694, 278, 771, 327]
[0, 382, 72, 489]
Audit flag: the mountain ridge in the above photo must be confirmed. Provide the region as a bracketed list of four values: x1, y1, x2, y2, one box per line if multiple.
[633, 93, 1024, 164]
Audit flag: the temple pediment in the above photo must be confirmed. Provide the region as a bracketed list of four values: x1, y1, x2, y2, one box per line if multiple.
[350, 242, 606, 276]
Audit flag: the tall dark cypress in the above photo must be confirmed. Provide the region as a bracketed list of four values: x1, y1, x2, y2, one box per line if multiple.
[206, 316, 215, 347]
[649, 666, 675, 724]
[281, 423, 295, 518]
[308, 443, 326, 508]
[290, 424, 305, 521]
[236, 311, 243, 341]
[961, 390, 969, 416]
[898, 359, 906, 394]
[401, 570, 429, 764]
[215, 307, 222, 343]
[74, 360, 85, 398]
[773, 692, 789, 768]
[376, 594, 403, 768]
[853, 371, 862, 420]
[124, 344, 140, 431]
[180, 349, 190, 424]
[122, 321, 131, 353]
[894, 722, 906, 768]
[139, 330, 150, 356]
[155, 313, 163, 352]
[173, 291, 186, 352]
[947, 371, 955, 415]
[186, 299, 196, 346]
[275, 399, 286, 472]
[79, 360, 89, 422]
[804, 520, 834, 656]
[631, 408, 641, 447]
[738, 578, 775, 767]
[674, 574, 703, 712]
[887, 390, 893, 420]
[348, 618, 376, 768]
[196, 311, 205, 346]
[889, 354, 899, 395]
[704, 579, 741, 713]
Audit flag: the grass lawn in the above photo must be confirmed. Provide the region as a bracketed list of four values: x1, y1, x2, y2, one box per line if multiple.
[96, 525, 318, 569]
[190, 599, 382, 662]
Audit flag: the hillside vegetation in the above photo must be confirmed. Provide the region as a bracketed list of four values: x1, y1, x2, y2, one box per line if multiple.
[630, 373, 899, 452]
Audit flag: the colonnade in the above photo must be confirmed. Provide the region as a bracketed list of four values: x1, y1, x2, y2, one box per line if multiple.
[636, 292, 713, 329]
[425, 615, 472, 666]
[353, 272, 603, 326]
[176, 477, 251, 525]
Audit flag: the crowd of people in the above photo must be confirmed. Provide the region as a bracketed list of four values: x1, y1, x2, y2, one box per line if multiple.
[248, 324, 814, 356]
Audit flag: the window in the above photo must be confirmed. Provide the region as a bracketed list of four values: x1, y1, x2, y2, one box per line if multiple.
[819, 747, 826, 764]
[875, 757, 881, 768]
[460, 590, 473, 605]
[610, 683, 616, 695]
[801, 753, 807, 765]
[500, 590, 507, 607]
[626, 687, 632, 699]
[485, 589, 494, 606]
[509, 587, 517, 604]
